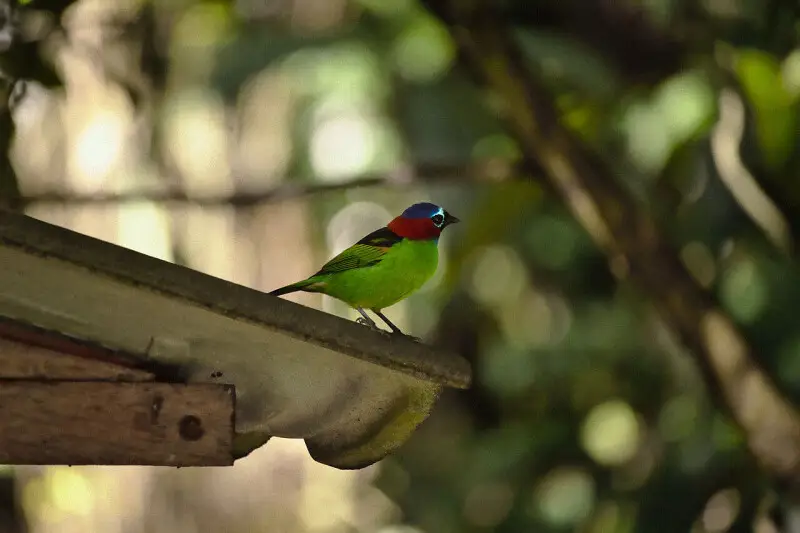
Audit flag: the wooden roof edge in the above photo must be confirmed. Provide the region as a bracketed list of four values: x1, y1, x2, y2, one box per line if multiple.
[0, 316, 185, 381]
[0, 211, 472, 389]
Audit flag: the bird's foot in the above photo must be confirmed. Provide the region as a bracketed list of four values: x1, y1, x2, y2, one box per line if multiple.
[355, 317, 375, 328]
[355, 317, 387, 334]
[388, 329, 422, 343]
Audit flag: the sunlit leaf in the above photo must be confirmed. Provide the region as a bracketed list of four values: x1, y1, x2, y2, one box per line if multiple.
[735, 49, 797, 170]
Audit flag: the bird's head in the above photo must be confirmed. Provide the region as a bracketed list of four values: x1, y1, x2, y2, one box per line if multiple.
[387, 202, 460, 240]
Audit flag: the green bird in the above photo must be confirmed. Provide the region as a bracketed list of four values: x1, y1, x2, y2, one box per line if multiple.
[270, 202, 460, 336]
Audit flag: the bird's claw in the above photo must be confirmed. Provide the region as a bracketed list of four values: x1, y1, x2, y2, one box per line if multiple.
[388, 330, 422, 343]
[355, 318, 422, 342]
[356, 317, 386, 333]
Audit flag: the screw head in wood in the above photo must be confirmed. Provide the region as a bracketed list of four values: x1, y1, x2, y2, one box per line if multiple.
[179, 415, 204, 441]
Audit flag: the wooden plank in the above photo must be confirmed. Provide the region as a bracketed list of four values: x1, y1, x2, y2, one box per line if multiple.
[0, 337, 154, 381]
[0, 318, 154, 380]
[0, 381, 235, 466]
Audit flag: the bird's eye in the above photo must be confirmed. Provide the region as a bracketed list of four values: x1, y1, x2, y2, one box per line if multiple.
[431, 213, 444, 227]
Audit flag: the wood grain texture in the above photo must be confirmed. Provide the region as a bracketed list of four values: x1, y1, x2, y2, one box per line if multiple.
[0, 336, 154, 381]
[0, 317, 154, 379]
[0, 382, 235, 466]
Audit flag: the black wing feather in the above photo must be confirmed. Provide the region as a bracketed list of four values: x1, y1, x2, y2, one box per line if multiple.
[313, 226, 403, 276]
[356, 227, 404, 247]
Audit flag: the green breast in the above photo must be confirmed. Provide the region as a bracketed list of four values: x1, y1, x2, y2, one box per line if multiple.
[319, 239, 439, 310]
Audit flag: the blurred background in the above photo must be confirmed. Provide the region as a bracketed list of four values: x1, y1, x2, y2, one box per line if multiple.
[1, 0, 800, 531]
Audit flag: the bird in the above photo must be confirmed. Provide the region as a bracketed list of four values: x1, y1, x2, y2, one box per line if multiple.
[269, 202, 459, 337]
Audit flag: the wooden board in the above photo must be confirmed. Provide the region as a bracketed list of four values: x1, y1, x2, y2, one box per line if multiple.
[0, 335, 154, 381]
[0, 316, 155, 380]
[0, 381, 235, 466]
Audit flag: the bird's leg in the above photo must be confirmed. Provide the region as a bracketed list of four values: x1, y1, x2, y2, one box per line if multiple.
[355, 307, 382, 332]
[373, 310, 421, 342]
[373, 310, 401, 334]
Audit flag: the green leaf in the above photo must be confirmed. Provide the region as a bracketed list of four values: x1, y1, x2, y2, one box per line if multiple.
[736, 49, 797, 170]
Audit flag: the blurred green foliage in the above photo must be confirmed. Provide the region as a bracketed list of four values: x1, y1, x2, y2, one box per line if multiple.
[6, 0, 800, 531]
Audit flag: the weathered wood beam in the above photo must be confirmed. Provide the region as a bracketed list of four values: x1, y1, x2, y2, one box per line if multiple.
[0, 319, 154, 381]
[0, 320, 235, 466]
[0, 381, 234, 466]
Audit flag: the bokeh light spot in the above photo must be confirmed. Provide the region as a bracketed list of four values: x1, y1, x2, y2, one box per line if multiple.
[284, 43, 387, 104]
[173, 1, 233, 50]
[680, 241, 716, 287]
[700, 488, 741, 533]
[580, 400, 641, 466]
[163, 89, 231, 195]
[622, 70, 714, 172]
[719, 256, 768, 323]
[622, 101, 672, 172]
[468, 245, 527, 307]
[736, 49, 796, 169]
[117, 202, 173, 261]
[498, 290, 553, 347]
[311, 111, 376, 180]
[392, 13, 455, 82]
[235, 69, 294, 184]
[782, 49, 800, 96]
[49, 468, 94, 516]
[533, 467, 595, 526]
[73, 112, 125, 186]
[657, 70, 715, 143]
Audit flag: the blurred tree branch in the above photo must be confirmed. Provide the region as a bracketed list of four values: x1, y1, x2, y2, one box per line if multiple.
[421, 0, 800, 495]
[0, 0, 20, 212]
[17, 160, 516, 207]
[511, 0, 687, 85]
[0, 79, 19, 212]
[725, 73, 800, 246]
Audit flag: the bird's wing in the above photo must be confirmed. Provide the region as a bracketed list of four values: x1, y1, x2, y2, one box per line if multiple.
[314, 227, 403, 275]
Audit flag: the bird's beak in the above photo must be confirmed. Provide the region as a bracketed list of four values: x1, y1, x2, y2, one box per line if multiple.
[443, 212, 460, 227]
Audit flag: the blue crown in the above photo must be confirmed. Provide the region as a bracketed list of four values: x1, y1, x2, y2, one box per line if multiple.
[401, 202, 442, 219]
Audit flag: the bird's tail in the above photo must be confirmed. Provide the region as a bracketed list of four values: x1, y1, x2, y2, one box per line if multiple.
[269, 278, 317, 297]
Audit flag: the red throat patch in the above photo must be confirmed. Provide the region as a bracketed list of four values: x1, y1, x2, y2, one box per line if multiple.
[387, 217, 441, 240]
